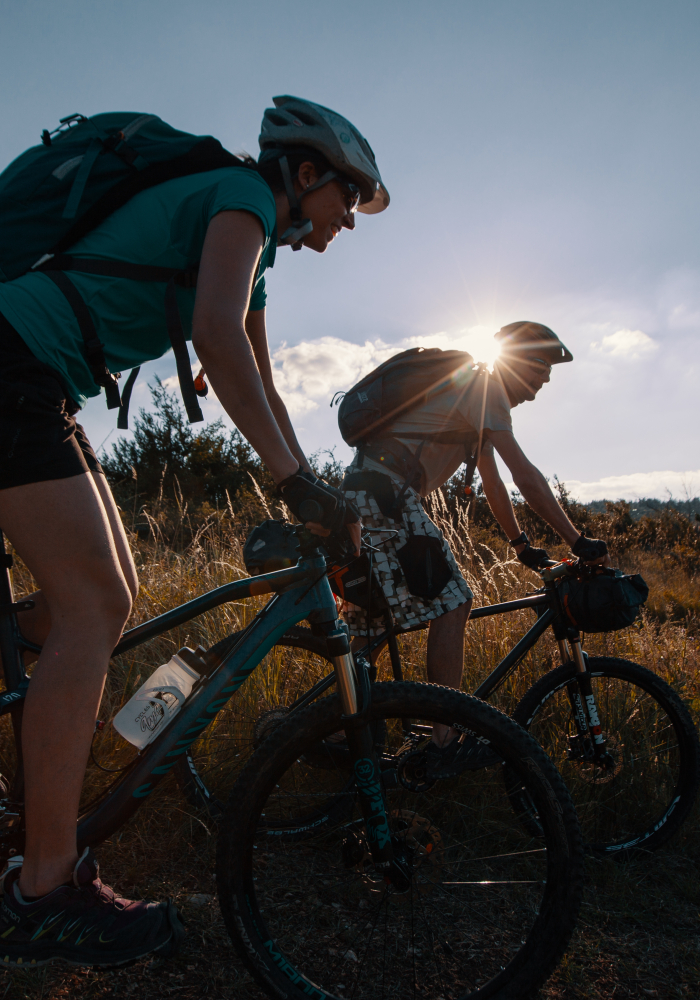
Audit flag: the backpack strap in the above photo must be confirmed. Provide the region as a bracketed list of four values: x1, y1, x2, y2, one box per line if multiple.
[62, 139, 104, 220]
[164, 277, 203, 423]
[463, 367, 490, 497]
[117, 366, 141, 430]
[42, 270, 121, 410]
[44, 254, 181, 282]
[38, 256, 203, 424]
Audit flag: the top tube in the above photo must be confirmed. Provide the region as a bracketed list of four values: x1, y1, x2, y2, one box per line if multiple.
[113, 555, 322, 657]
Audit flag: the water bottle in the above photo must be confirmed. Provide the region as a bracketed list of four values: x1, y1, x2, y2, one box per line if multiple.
[113, 648, 203, 749]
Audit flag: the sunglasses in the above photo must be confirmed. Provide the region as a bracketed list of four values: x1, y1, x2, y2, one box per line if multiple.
[527, 357, 552, 373]
[339, 179, 361, 214]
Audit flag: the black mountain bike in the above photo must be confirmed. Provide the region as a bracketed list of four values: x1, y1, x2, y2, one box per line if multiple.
[0, 527, 583, 998]
[178, 553, 700, 857]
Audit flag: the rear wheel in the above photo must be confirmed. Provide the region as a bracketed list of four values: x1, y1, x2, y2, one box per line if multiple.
[217, 682, 584, 1000]
[513, 657, 700, 854]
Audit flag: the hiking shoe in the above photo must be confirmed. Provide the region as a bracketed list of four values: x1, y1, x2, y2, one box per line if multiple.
[0, 848, 184, 968]
[425, 735, 503, 777]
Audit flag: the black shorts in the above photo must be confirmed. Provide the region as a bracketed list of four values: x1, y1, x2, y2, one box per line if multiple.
[0, 312, 103, 491]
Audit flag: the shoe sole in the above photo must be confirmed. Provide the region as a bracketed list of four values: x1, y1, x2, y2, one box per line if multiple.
[0, 901, 184, 969]
[0, 939, 168, 970]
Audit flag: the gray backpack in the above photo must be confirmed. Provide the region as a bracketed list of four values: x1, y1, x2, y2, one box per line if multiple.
[335, 347, 474, 448]
[335, 347, 488, 515]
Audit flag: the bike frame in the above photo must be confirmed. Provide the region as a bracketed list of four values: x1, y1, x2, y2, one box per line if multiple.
[0, 534, 399, 876]
[285, 582, 608, 764]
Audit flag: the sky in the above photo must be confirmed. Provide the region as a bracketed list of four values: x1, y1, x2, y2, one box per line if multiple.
[1, 0, 699, 501]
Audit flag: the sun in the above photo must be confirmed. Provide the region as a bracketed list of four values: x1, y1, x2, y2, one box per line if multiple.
[459, 326, 502, 369]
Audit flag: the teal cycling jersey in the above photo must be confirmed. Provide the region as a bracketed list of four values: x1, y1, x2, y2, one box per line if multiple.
[0, 166, 277, 406]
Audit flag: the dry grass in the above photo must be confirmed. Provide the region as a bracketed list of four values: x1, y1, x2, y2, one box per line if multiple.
[1, 493, 699, 999]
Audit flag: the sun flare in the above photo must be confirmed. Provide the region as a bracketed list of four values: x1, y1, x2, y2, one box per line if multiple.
[458, 326, 502, 369]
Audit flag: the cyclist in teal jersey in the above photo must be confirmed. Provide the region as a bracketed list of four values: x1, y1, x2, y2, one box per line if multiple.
[0, 97, 383, 967]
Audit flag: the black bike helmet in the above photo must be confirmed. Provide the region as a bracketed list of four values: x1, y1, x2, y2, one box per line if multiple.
[494, 322, 573, 364]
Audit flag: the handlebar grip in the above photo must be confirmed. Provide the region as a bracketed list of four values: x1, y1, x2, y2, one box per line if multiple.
[298, 499, 324, 523]
[541, 560, 575, 581]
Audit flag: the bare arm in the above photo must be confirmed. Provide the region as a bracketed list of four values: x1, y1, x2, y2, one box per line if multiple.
[192, 210, 299, 484]
[486, 430, 581, 548]
[477, 444, 522, 543]
[245, 308, 312, 474]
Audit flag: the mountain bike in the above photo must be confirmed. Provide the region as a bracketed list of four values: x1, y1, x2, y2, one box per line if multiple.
[177, 549, 700, 857]
[0, 527, 583, 998]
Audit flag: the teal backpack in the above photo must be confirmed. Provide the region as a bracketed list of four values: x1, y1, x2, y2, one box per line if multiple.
[0, 112, 241, 426]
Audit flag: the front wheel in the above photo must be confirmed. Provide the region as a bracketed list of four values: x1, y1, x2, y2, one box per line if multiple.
[217, 682, 584, 1000]
[513, 657, 700, 855]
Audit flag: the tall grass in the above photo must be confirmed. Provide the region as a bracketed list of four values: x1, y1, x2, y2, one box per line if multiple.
[1, 488, 699, 998]
[6, 486, 699, 799]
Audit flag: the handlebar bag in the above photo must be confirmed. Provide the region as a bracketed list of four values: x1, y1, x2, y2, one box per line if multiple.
[557, 570, 649, 633]
[243, 519, 300, 576]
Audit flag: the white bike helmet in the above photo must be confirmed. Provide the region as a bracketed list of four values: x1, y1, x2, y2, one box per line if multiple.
[259, 95, 389, 213]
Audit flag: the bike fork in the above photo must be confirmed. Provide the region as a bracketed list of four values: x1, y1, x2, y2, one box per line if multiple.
[328, 630, 409, 891]
[565, 634, 606, 757]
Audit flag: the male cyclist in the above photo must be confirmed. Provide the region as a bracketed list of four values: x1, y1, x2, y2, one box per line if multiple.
[342, 321, 609, 767]
[0, 96, 375, 967]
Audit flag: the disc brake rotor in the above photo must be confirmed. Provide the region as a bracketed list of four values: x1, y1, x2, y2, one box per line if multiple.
[570, 734, 623, 785]
[341, 810, 444, 896]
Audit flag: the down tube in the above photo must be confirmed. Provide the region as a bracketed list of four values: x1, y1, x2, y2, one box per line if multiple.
[77, 570, 337, 850]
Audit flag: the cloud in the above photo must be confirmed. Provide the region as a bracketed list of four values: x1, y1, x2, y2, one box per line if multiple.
[271, 337, 395, 416]
[269, 326, 499, 416]
[558, 470, 700, 503]
[590, 328, 658, 358]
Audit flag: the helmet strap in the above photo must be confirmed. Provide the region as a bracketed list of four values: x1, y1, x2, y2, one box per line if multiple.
[276, 155, 338, 251]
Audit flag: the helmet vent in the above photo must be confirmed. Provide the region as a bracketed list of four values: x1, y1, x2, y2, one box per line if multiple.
[267, 112, 289, 127]
[293, 111, 318, 127]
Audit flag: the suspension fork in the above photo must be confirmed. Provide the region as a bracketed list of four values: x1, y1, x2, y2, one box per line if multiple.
[564, 632, 607, 758]
[327, 630, 409, 890]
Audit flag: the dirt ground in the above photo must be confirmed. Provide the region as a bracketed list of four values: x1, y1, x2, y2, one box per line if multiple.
[0, 778, 697, 1000]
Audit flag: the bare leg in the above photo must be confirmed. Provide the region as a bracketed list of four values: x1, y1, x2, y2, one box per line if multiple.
[426, 600, 472, 745]
[1, 472, 137, 669]
[0, 473, 134, 897]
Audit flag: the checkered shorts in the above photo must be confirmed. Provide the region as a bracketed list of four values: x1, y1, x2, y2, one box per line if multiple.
[341, 468, 472, 637]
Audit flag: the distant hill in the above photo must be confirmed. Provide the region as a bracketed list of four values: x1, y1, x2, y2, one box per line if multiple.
[582, 497, 700, 521]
